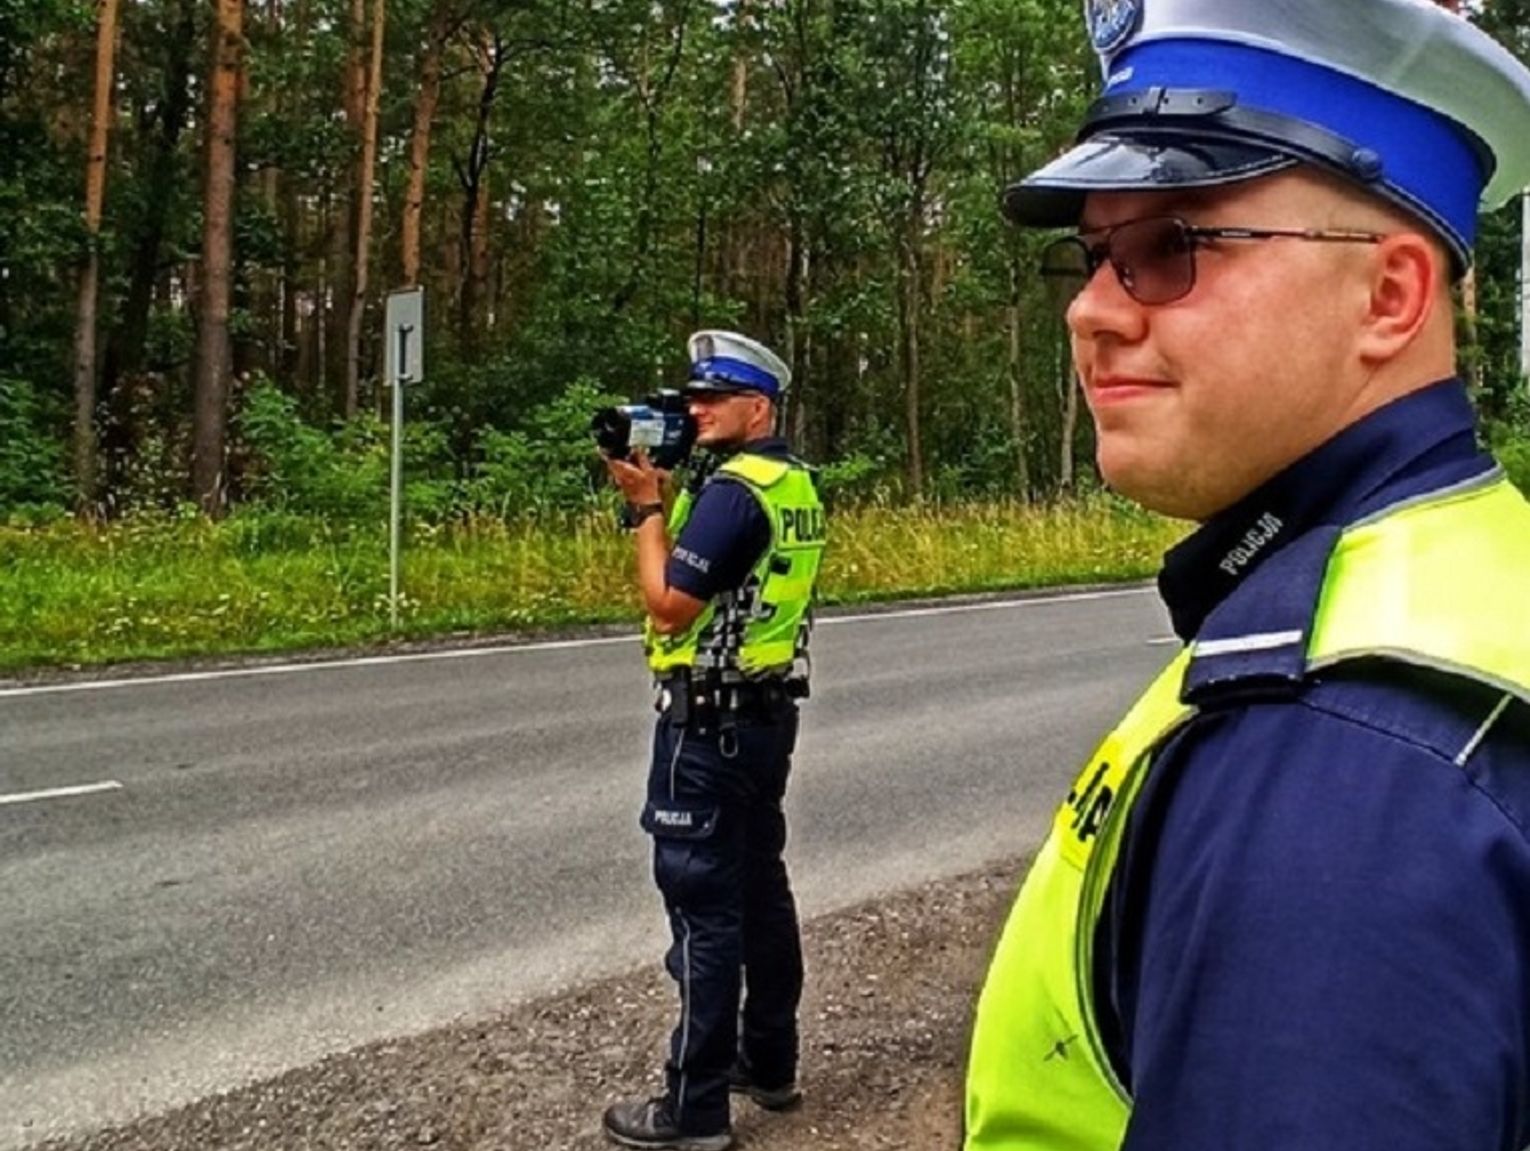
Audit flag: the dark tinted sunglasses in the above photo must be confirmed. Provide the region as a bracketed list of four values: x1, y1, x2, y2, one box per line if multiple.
[1039, 215, 1385, 310]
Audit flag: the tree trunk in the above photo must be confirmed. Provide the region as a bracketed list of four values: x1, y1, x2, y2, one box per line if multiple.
[1059, 352, 1079, 492]
[782, 217, 808, 443]
[730, 0, 750, 126]
[191, 0, 244, 515]
[1460, 264, 1483, 393]
[401, 5, 449, 287]
[471, 163, 491, 329]
[278, 166, 301, 382]
[896, 226, 924, 499]
[344, 0, 385, 417]
[103, 0, 194, 396]
[1005, 254, 1031, 498]
[325, 0, 366, 409]
[69, 0, 121, 516]
[274, 0, 311, 394]
[457, 29, 502, 354]
[720, 0, 750, 304]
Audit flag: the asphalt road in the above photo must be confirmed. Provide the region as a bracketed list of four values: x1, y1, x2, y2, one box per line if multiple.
[0, 587, 1172, 1148]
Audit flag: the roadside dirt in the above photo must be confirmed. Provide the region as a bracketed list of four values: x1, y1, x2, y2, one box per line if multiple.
[31, 859, 1026, 1151]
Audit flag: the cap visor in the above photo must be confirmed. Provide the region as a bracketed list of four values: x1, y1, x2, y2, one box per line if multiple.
[1003, 133, 1298, 227]
[683, 380, 753, 396]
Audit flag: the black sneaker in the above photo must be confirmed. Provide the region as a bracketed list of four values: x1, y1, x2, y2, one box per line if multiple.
[726, 1065, 803, 1112]
[601, 1097, 733, 1150]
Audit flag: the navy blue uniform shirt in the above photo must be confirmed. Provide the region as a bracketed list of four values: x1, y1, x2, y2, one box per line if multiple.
[663, 437, 791, 602]
[1098, 380, 1530, 1151]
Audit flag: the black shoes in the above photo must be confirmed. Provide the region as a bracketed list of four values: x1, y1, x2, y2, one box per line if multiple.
[726, 1065, 803, 1112]
[601, 1097, 733, 1150]
[602, 1067, 800, 1148]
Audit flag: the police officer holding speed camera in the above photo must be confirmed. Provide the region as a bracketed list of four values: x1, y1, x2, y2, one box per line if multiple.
[600, 330, 826, 1151]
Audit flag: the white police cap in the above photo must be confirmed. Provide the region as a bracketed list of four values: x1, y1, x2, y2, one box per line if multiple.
[685, 330, 791, 401]
[1006, 0, 1530, 265]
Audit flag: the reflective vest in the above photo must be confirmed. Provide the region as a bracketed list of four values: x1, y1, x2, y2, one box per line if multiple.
[965, 473, 1530, 1150]
[645, 451, 826, 678]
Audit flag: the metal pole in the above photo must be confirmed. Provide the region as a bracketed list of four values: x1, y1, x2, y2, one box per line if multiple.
[390, 325, 411, 632]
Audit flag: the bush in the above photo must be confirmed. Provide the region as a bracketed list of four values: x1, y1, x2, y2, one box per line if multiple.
[466, 376, 626, 516]
[0, 374, 68, 519]
[1495, 435, 1530, 495]
[238, 380, 387, 520]
[816, 451, 898, 507]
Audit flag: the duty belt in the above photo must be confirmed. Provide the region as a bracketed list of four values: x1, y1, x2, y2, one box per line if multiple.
[655, 668, 807, 728]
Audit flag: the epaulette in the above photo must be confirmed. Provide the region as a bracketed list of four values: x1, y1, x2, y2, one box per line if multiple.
[1181, 525, 1341, 708]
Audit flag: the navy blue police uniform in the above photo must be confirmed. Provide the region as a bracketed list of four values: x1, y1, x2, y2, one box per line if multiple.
[1098, 380, 1530, 1150]
[643, 434, 806, 1137]
[604, 330, 821, 1151]
[962, 0, 1530, 1145]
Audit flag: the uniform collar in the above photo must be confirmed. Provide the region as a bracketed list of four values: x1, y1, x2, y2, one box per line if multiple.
[712, 436, 791, 461]
[1159, 379, 1490, 647]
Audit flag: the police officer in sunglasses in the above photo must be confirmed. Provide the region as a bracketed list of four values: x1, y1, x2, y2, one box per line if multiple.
[601, 331, 825, 1151]
[966, 2, 1530, 1150]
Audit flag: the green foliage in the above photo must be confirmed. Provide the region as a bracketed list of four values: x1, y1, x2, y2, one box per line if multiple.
[0, 374, 69, 518]
[238, 376, 629, 523]
[5, 0, 1528, 521]
[816, 449, 899, 507]
[466, 376, 627, 516]
[1493, 435, 1530, 495]
[1468, 199, 1528, 417]
[239, 381, 380, 518]
[238, 380, 457, 523]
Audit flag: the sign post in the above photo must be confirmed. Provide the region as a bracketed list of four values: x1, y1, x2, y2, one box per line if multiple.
[384, 288, 425, 632]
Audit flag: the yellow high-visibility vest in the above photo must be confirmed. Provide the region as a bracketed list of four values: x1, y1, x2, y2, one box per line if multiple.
[966, 474, 1530, 1150]
[645, 452, 825, 677]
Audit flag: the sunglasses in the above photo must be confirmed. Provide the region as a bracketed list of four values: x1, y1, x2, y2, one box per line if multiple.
[1039, 215, 1386, 310]
[688, 388, 763, 405]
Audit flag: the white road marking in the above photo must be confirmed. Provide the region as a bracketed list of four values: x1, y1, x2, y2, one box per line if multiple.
[0, 780, 124, 807]
[0, 585, 1156, 700]
[817, 586, 1151, 627]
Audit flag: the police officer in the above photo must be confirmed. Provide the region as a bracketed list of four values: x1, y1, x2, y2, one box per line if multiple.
[601, 330, 826, 1151]
[965, 2, 1530, 1149]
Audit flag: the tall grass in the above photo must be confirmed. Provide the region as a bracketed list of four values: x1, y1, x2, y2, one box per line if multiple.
[821, 497, 1179, 601]
[0, 498, 1183, 672]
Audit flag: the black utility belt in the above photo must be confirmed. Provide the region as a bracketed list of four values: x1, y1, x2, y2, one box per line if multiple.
[654, 671, 807, 723]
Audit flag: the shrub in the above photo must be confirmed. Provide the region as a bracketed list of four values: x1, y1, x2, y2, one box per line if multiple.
[1495, 435, 1530, 495]
[0, 374, 68, 519]
[466, 376, 626, 517]
[238, 380, 386, 520]
[816, 451, 897, 507]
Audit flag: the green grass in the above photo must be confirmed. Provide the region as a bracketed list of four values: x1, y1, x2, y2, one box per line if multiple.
[0, 498, 1184, 672]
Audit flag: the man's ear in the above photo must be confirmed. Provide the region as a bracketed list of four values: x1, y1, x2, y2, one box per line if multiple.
[1356, 231, 1441, 365]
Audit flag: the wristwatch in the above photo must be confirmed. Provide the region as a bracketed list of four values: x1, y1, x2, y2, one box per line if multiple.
[623, 501, 665, 529]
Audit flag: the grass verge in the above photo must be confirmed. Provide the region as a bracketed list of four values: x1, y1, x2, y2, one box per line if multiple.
[0, 497, 1184, 672]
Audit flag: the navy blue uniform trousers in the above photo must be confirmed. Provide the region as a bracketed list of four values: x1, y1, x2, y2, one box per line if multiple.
[640, 701, 803, 1135]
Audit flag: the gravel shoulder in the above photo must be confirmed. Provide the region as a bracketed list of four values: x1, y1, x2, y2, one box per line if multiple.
[29, 858, 1028, 1151]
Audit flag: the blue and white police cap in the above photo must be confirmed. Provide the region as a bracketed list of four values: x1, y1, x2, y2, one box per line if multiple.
[684, 330, 791, 400]
[1005, 0, 1530, 265]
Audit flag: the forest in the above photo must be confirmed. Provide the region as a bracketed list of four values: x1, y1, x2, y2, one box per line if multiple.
[3, 0, 1529, 524]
